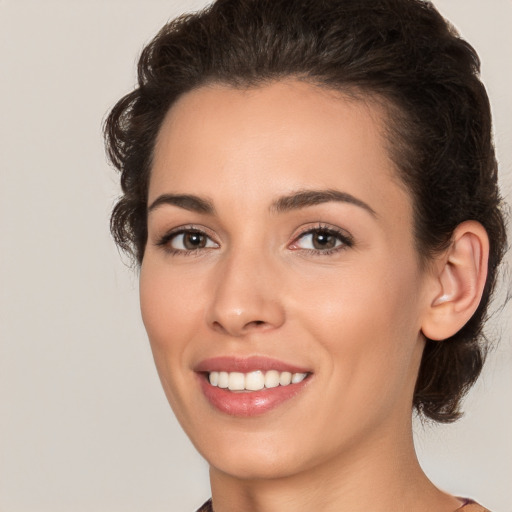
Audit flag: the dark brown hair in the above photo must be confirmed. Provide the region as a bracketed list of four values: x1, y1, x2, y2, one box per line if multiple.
[104, 0, 507, 422]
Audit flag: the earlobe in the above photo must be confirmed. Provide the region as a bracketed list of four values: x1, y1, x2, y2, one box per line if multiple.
[421, 221, 489, 341]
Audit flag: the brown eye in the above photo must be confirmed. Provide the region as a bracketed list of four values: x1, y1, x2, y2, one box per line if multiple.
[311, 231, 337, 250]
[182, 232, 207, 249]
[168, 230, 218, 252]
[291, 227, 352, 253]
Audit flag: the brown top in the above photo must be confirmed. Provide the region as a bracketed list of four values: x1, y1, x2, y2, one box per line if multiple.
[196, 499, 212, 512]
[456, 501, 490, 512]
[196, 498, 490, 511]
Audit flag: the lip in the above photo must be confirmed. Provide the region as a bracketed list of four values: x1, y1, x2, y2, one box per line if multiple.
[194, 356, 311, 374]
[195, 356, 313, 417]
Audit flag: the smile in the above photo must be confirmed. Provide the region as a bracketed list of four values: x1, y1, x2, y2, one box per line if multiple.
[208, 370, 308, 392]
[196, 357, 313, 416]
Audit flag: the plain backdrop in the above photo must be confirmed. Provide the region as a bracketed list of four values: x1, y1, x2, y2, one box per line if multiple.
[0, 1, 511, 511]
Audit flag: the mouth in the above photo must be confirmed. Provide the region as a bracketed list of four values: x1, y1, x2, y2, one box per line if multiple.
[195, 357, 313, 416]
[207, 369, 309, 392]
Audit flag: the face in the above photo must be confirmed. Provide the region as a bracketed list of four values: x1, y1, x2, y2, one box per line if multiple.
[140, 80, 432, 480]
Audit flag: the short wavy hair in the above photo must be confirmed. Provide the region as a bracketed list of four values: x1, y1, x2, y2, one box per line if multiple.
[104, 0, 507, 422]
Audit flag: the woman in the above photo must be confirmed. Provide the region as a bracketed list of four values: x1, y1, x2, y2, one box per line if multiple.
[104, 0, 507, 510]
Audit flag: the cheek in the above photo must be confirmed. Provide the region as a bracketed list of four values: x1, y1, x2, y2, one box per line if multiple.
[138, 260, 209, 402]
[140, 260, 203, 346]
[292, 254, 424, 394]
[296, 256, 421, 335]
[139, 260, 209, 426]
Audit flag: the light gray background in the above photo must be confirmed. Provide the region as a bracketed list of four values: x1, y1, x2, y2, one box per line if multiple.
[0, 1, 510, 511]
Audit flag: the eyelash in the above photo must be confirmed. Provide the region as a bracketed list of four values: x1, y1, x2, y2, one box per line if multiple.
[155, 224, 353, 256]
[155, 226, 219, 256]
[290, 224, 354, 256]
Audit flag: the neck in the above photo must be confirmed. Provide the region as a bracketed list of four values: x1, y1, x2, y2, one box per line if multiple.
[208, 417, 462, 512]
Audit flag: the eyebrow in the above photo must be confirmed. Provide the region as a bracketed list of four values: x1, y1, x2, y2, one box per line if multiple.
[271, 189, 376, 216]
[148, 194, 215, 214]
[147, 188, 376, 217]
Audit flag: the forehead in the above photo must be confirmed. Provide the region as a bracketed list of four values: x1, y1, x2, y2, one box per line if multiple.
[149, 80, 412, 223]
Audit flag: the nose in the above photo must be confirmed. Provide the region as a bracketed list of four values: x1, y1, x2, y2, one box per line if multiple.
[206, 247, 286, 337]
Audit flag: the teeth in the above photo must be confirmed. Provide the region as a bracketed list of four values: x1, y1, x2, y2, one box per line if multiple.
[291, 372, 306, 384]
[209, 371, 219, 386]
[264, 370, 280, 388]
[228, 372, 245, 391]
[279, 371, 292, 386]
[208, 370, 308, 391]
[245, 371, 265, 391]
[218, 371, 229, 389]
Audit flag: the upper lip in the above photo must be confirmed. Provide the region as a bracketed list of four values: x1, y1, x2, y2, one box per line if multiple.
[194, 356, 312, 374]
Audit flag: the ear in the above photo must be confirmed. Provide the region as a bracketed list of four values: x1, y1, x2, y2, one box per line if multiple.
[421, 221, 489, 341]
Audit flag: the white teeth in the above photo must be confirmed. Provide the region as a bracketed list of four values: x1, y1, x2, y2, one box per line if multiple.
[245, 371, 265, 391]
[279, 371, 292, 386]
[218, 371, 229, 389]
[207, 370, 309, 391]
[228, 372, 245, 391]
[264, 370, 280, 388]
[291, 372, 307, 384]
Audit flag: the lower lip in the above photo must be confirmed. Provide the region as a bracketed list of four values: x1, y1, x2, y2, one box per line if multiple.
[198, 375, 311, 417]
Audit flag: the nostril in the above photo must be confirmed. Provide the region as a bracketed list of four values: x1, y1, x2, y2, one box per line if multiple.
[211, 318, 269, 336]
[247, 320, 267, 329]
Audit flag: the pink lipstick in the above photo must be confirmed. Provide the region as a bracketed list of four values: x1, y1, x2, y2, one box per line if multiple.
[195, 356, 312, 417]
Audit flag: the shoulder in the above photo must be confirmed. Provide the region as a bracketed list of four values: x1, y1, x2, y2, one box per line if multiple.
[195, 498, 492, 511]
[457, 500, 492, 512]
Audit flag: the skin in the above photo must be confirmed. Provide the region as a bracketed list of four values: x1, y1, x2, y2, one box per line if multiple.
[140, 80, 469, 512]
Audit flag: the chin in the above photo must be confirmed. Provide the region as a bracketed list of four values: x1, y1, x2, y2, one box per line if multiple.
[194, 425, 323, 481]
[209, 450, 303, 481]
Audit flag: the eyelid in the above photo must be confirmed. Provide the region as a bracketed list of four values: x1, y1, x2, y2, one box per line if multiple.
[153, 222, 353, 256]
[288, 223, 354, 252]
[154, 224, 220, 253]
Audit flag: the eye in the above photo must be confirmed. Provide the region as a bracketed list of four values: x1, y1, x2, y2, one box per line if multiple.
[290, 226, 352, 253]
[157, 229, 218, 253]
